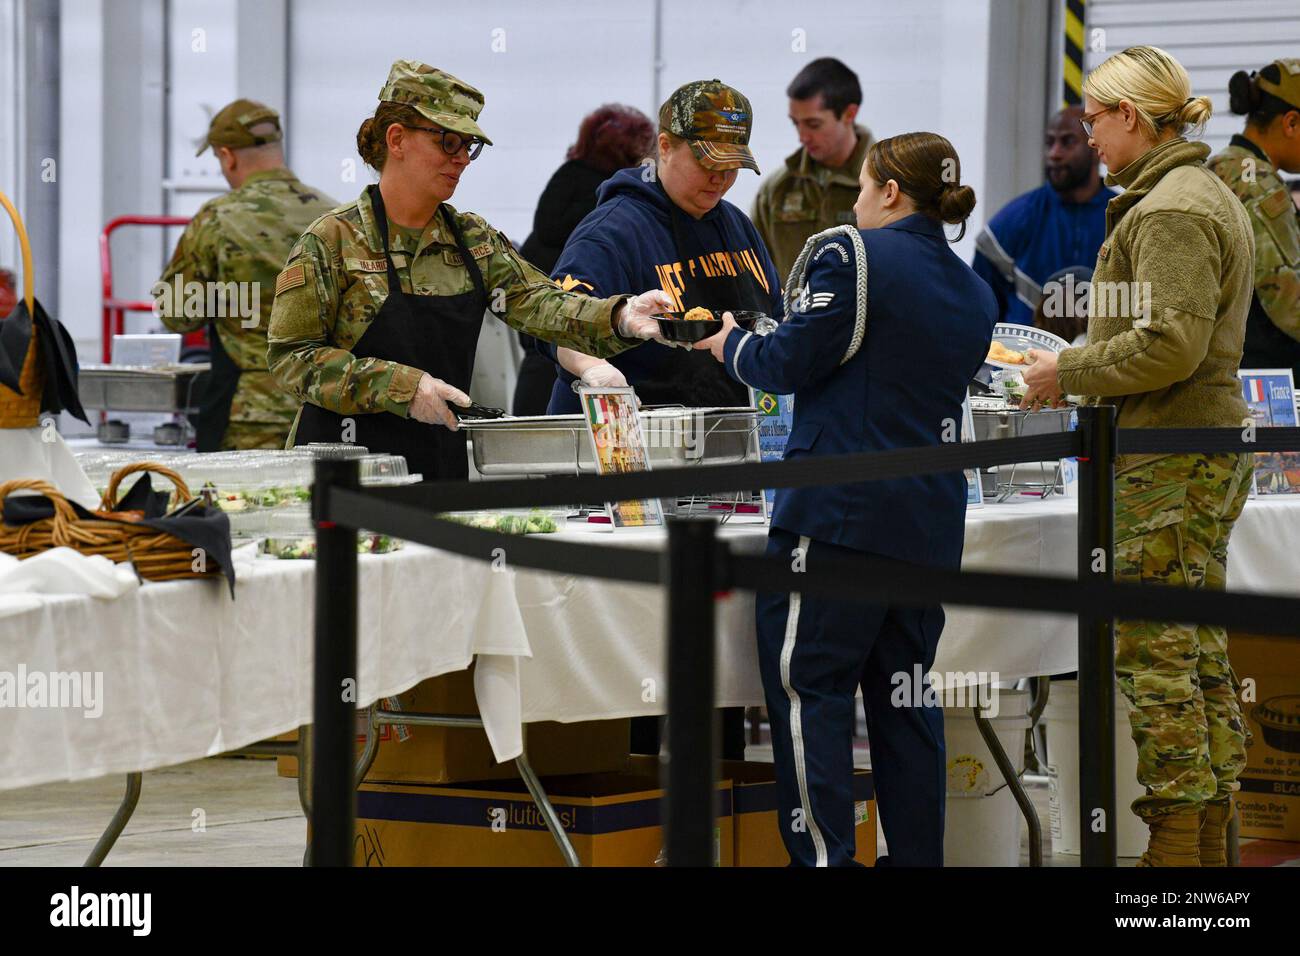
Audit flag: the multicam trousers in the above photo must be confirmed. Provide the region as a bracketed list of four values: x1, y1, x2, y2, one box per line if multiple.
[1113, 452, 1253, 819]
[221, 422, 292, 451]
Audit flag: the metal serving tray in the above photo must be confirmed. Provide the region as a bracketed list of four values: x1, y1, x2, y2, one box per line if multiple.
[969, 398, 1073, 500]
[78, 363, 210, 413]
[462, 406, 761, 476]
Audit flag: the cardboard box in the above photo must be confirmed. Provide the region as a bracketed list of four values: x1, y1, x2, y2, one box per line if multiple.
[354, 756, 733, 866]
[725, 760, 876, 866]
[1228, 632, 1300, 842]
[278, 669, 630, 785]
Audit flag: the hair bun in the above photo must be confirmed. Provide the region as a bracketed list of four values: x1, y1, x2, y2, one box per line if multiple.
[938, 183, 976, 224]
[1228, 70, 1259, 115]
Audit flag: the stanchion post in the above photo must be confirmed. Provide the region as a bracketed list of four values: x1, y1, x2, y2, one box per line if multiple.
[1076, 405, 1117, 866]
[664, 518, 718, 867]
[310, 457, 360, 866]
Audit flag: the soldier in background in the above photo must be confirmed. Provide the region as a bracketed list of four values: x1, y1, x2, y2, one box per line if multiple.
[752, 58, 872, 281]
[973, 106, 1115, 327]
[1209, 59, 1300, 384]
[155, 99, 336, 451]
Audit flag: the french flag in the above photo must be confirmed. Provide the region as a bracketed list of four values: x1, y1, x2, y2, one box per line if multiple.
[1247, 378, 1267, 403]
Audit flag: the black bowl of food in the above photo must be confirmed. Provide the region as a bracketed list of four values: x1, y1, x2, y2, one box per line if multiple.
[653, 307, 723, 343]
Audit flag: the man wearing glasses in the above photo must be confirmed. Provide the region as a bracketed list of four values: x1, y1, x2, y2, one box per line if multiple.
[972, 106, 1115, 327]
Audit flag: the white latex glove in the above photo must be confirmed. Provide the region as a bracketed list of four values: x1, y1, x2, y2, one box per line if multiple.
[579, 362, 629, 388]
[615, 289, 690, 348]
[409, 373, 471, 431]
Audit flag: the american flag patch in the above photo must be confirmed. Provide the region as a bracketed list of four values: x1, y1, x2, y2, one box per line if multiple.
[275, 263, 305, 295]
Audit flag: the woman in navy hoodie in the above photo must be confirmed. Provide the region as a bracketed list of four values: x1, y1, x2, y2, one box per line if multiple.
[543, 79, 785, 413]
[697, 132, 996, 866]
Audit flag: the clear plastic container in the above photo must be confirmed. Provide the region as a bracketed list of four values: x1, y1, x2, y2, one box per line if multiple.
[259, 531, 403, 560]
[302, 443, 370, 460]
[358, 454, 409, 483]
[440, 509, 567, 535]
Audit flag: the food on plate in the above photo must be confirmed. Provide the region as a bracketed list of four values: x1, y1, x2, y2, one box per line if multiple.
[987, 341, 1028, 365]
[683, 307, 713, 322]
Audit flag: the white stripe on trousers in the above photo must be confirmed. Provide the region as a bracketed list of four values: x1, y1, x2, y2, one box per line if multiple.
[780, 534, 828, 866]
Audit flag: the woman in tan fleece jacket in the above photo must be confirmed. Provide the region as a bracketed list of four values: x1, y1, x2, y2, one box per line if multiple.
[1022, 46, 1255, 868]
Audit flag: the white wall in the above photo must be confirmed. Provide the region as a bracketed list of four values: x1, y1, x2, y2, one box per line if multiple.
[1087, 0, 1300, 160]
[285, 0, 1000, 261]
[26, 0, 1031, 357]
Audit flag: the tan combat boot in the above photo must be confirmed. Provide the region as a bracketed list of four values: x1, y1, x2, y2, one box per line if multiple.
[1199, 798, 1234, 867]
[1136, 808, 1203, 867]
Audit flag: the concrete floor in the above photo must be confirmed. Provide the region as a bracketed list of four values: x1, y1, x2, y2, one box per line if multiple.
[0, 758, 306, 867]
[2, 754, 1294, 866]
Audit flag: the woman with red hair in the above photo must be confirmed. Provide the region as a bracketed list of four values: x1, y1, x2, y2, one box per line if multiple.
[513, 105, 655, 414]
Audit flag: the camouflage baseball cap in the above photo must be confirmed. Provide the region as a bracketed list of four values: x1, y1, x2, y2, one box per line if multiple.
[658, 79, 759, 174]
[196, 99, 282, 156]
[1259, 58, 1300, 110]
[378, 59, 493, 146]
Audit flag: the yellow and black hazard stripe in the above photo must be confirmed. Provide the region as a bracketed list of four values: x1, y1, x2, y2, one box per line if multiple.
[1063, 0, 1086, 107]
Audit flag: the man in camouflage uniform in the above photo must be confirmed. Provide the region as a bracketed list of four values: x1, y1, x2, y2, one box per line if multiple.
[156, 99, 336, 450]
[752, 58, 872, 281]
[1208, 59, 1300, 383]
[267, 61, 668, 461]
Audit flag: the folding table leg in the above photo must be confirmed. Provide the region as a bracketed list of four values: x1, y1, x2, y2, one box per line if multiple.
[515, 750, 580, 867]
[84, 772, 142, 867]
[973, 708, 1043, 867]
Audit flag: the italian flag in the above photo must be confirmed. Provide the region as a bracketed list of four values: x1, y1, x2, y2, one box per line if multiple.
[588, 395, 607, 425]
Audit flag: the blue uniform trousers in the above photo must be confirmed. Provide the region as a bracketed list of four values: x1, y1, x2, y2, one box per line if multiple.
[756, 527, 948, 866]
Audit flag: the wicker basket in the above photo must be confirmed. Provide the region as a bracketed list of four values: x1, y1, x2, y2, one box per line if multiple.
[0, 189, 46, 428]
[0, 462, 226, 582]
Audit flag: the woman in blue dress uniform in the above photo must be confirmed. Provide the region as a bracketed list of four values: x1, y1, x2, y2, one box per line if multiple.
[697, 132, 996, 866]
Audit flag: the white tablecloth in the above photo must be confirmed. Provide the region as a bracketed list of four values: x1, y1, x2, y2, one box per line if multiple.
[3, 495, 1299, 790]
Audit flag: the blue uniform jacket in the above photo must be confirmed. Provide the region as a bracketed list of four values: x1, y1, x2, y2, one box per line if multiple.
[972, 182, 1113, 327]
[722, 213, 996, 569]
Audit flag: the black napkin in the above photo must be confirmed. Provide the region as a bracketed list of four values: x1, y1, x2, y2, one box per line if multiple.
[0, 296, 88, 423]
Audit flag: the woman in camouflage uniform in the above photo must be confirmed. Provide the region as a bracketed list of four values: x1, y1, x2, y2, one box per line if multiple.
[1208, 60, 1300, 384]
[1021, 46, 1256, 867]
[267, 60, 671, 479]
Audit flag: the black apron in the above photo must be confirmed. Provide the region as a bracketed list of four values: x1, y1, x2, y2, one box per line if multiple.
[293, 185, 487, 479]
[644, 204, 768, 408]
[191, 324, 241, 452]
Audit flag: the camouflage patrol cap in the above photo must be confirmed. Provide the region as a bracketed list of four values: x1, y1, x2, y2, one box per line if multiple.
[1259, 59, 1300, 111]
[197, 99, 283, 156]
[658, 79, 759, 174]
[378, 60, 493, 146]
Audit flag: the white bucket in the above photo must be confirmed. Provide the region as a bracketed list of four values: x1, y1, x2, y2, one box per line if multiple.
[1041, 679, 1147, 857]
[942, 687, 1032, 867]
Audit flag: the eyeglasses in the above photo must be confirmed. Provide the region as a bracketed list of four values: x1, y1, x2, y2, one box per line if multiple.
[1079, 106, 1116, 137]
[403, 125, 485, 160]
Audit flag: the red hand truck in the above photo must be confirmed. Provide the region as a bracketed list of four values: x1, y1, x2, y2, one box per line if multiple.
[99, 215, 205, 363]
